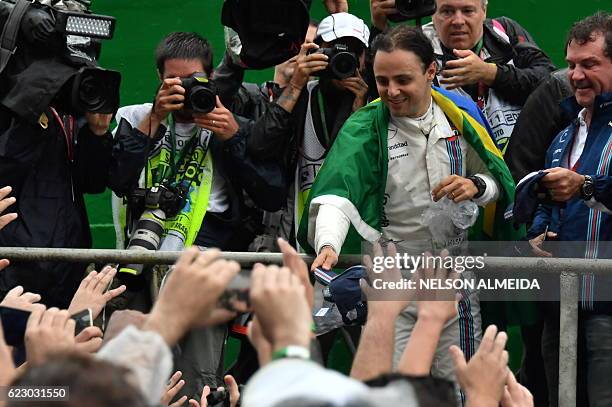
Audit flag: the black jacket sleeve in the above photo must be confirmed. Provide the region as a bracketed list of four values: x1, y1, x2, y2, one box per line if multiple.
[221, 128, 287, 212]
[0, 107, 46, 194]
[488, 17, 556, 105]
[73, 122, 113, 194]
[107, 118, 153, 197]
[506, 69, 574, 183]
[213, 51, 247, 109]
[244, 101, 294, 160]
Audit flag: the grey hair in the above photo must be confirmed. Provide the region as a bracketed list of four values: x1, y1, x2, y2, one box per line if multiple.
[481, 0, 488, 8]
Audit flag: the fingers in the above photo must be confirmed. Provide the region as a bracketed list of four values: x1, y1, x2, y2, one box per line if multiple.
[169, 396, 188, 407]
[174, 247, 201, 271]
[431, 176, 454, 199]
[0, 186, 13, 201]
[75, 326, 103, 343]
[75, 326, 103, 354]
[322, 253, 337, 270]
[494, 330, 508, 354]
[310, 252, 326, 271]
[0, 259, 9, 272]
[0, 213, 17, 230]
[0, 187, 16, 212]
[200, 385, 212, 406]
[4, 285, 24, 299]
[79, 270, 97, 290]
[165, 371, 185, 402]
[20, 291, 41, 305]
[479, 324, 498, 353]
[224, 375, 240, 406]
[105, 284, 127, 302]
[93, 266, 117, 292]
[449, 344, 467, 374]
[26, 306, 44, 330]
[299, 42, 319, 55]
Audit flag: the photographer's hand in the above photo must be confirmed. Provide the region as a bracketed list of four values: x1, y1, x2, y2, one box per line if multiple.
[440, 49, 497, 89]
[370, 0, 397, 31]
[85, 112, 113, 136]
[193, 96, 240, 141]
[291, 42, 328, 91]
[340, 69, 369, 112]
[138, 78, 185, 137]
[324, 0, 348, 13]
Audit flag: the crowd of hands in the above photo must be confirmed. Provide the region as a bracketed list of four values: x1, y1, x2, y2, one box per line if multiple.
[0, 185, 533, 407]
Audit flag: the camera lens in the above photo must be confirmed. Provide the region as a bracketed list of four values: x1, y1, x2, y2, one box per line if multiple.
[78, 73, 105, 111]
[189, 86, 216, 114]
[330, 52, 357, 80]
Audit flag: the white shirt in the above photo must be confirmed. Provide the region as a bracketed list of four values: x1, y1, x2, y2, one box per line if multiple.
[567, 108, 588, 169]
[314, 99, 500, 255]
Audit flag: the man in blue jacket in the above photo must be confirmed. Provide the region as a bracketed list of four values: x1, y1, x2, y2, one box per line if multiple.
[528, 12, 612, 406]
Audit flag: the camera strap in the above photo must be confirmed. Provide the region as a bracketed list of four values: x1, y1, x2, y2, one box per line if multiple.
[49, 107, 75, 162]
[316, 89, 331, 148]
[0, 0, 31, 75]
[154, 114, 201, 187]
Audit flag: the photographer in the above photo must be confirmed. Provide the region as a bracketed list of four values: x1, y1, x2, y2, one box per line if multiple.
[0, 1, 142, 309]
[111, 31, 282, 400]
[369, 0, 556, 154]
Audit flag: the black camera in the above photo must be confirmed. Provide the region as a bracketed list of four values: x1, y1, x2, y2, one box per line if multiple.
[180, 73, 217, 114]
[309, 44, 357, 80]
[0, 0, 120, 123]
[388, 0, 437, 23]
[55, 66, 121, 114]
[128, 184, 187, 219]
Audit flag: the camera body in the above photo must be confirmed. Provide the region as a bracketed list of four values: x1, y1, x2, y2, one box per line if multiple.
[128, 185, 187, 219]
[309, 44, 358, 80]
[388, 0, 437, 22]
[180, 73, 217, 114]
[0, 0, 120, 122]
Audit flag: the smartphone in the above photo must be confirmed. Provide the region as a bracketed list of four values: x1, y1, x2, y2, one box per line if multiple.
[71, 308, 93, 335]
[0, 307, 94, 346]
[0, 306, 31, 346]
[218, 271, 250, 311]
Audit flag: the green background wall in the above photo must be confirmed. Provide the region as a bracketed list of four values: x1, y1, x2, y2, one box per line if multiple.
[86, 0, 609, 248]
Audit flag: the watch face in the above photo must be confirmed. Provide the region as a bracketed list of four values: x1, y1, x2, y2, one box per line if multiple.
[582, 177, 594, 197]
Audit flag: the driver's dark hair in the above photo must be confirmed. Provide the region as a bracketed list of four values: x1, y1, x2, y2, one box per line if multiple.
[372, 25, 435, 72]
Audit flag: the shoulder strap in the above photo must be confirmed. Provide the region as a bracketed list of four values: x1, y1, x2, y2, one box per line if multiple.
[0, 0, 31, 74]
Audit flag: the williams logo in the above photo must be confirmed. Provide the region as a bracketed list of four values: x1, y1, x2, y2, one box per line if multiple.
[388, 141, 408, 150]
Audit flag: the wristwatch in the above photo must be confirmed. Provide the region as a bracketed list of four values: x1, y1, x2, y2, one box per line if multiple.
[467, 175, 486, 199]
[271, 345, 311, 361]
[581, 175, 594, 200]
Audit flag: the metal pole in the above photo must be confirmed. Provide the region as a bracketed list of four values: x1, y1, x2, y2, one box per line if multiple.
[0, 247, 362, 269]
[558, 271, 579, 407]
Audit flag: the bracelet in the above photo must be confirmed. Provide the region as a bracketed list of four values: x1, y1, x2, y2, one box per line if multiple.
[271, 345, 311, 361]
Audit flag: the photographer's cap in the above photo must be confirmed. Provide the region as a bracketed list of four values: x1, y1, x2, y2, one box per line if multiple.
[317, 13, 370, 47]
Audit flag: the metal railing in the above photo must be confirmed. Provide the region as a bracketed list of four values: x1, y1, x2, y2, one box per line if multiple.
[1, 247, 611, 407]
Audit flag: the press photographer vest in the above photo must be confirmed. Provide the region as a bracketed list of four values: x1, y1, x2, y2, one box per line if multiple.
[422, 20, 521, 155]
[114, 116, 214, 252]
[295, 81, 333, 249]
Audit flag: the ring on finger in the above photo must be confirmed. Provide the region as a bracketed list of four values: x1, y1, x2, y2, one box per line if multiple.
[211, 120, 216, 126]
[448, 192, 455, 200]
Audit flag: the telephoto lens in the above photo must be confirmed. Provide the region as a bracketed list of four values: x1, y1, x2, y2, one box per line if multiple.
[119, 208, 166, 276]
